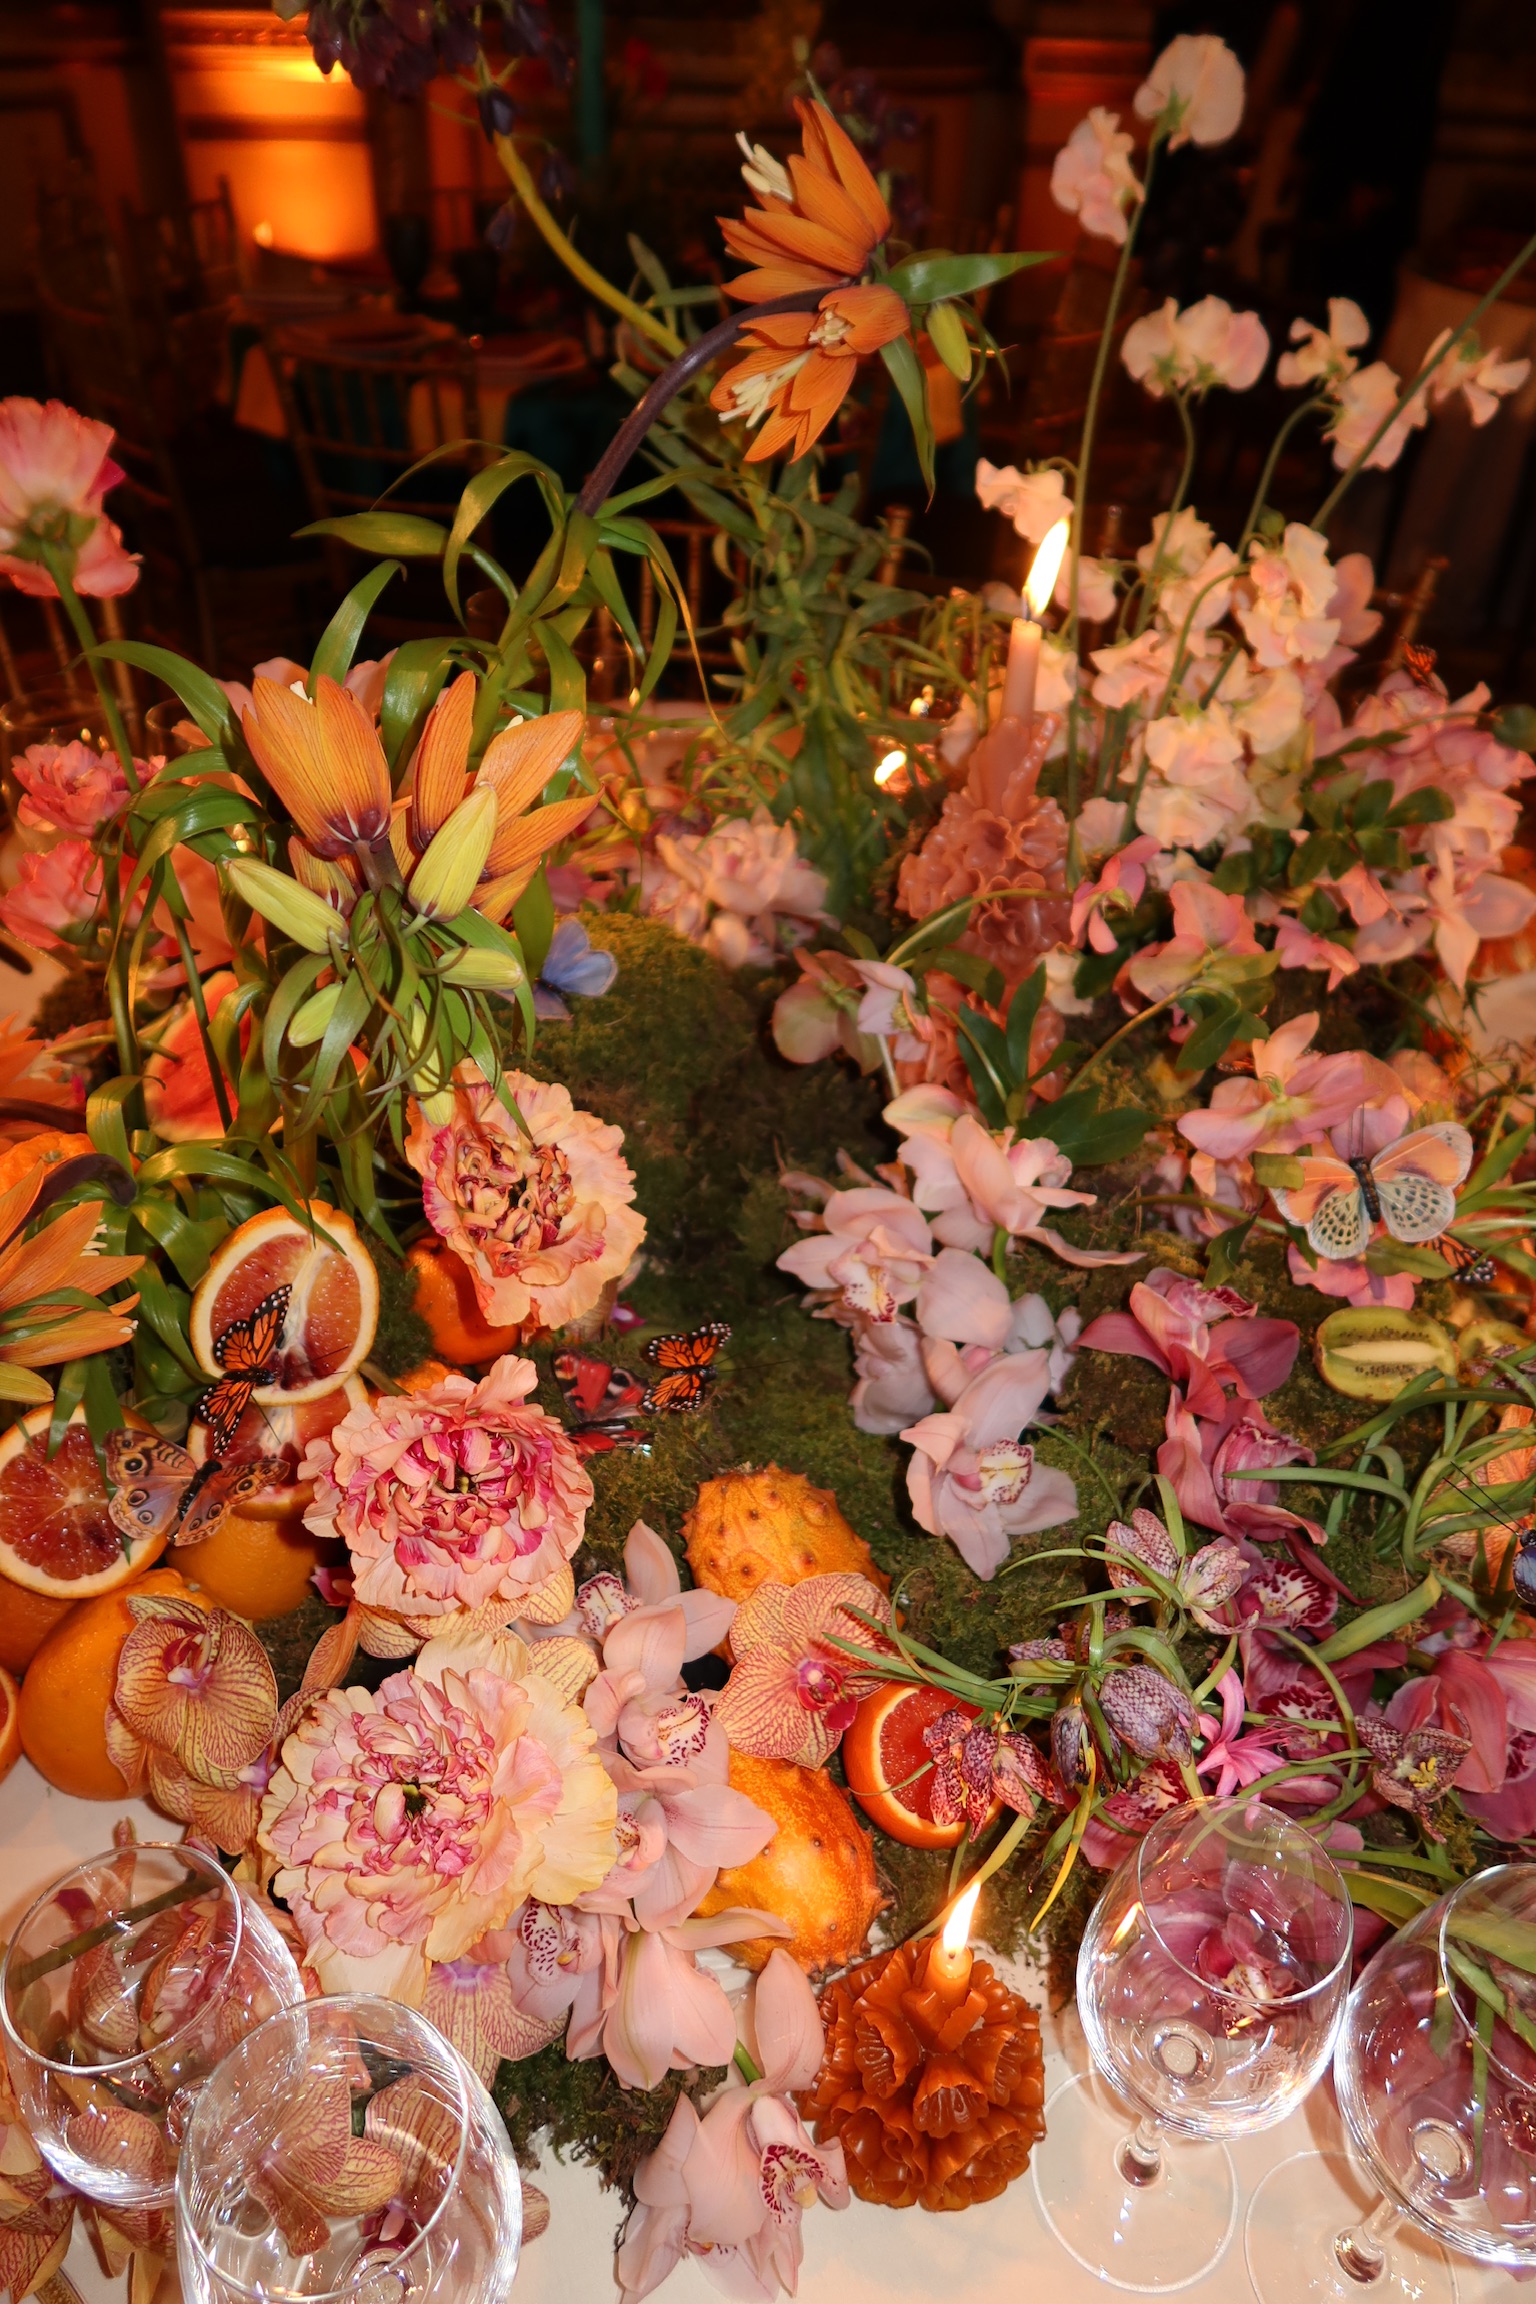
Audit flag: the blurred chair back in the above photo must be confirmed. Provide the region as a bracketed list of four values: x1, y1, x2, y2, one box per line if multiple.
[266, 324, 491, 549]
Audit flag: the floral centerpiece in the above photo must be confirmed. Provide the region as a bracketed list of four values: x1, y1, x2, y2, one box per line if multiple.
[2, 21, 1536, 2304]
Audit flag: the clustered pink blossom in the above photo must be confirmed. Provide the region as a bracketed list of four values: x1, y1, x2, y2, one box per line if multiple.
[12, 740, 133, 834]
[0, 839, 106, 952]
[641, 810, 829, 968]
[0, 397, 139, 598]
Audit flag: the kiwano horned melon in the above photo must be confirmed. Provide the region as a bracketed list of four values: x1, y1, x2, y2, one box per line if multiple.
[696, 1750, 884, 1974]
[684, 1464, 888, 1604]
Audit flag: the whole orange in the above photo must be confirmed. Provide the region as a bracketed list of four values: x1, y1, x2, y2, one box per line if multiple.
[19, 1566, 204, 1799]
[0, 1665, 20, 1785]
[183, 1511, 338, 1621]
[406, 1242, 525, 1364]
[0, 1580, 76, 1675]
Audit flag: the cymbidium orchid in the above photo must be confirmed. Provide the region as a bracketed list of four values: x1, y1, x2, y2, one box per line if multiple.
[776, 1185, 933, 1323]
[714, 1572, 894, 1766]
[902, 1349, 1078, 1579]
[107, 1595, 279, 1851]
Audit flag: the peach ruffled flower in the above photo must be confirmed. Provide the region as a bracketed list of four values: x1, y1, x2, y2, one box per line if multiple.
[405, 1062, 645, 1332]
[896, 718, 1070, 995]
[302, 1355, 593, 1639]
[0, 397, 139, 598]
[12, 740, 132, 834]
[0, 839, 104, 952]
[259, 1626, 617, 2005]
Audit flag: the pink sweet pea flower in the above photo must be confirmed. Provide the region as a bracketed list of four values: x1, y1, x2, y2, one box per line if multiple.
[1286, 1244, 1417, 1311]
[1274, 915, 1359, 991]
[902, 1350, 1077, 1579]
[1133, 32, 1245, 148]
[1069, 834, 1159, 952]
[1123, 878, 1264, 1005]
[618, 1952, 847, 2304]
[1122, 296, 1269, 398]
[1050, 108, 1143, 245]
[1177, 1011, 1393, 1164]
[0, 397, 139, 597]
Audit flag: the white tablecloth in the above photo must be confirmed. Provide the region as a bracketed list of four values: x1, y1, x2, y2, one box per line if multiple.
[0, 1757, 1504, 2303]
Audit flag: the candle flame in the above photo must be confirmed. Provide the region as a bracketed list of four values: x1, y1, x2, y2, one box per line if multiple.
[941, 1881, 980, 1956]
[874, 749, 907, 787]
[1024, 518, 1070, 618]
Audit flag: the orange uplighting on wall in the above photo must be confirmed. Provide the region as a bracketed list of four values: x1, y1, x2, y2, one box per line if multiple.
[162, 9, 379, 262]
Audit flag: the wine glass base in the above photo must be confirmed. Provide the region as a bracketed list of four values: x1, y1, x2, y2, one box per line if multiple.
[1243, 2152, 1458, 2304]
[1032, 2071, 1238, 2292]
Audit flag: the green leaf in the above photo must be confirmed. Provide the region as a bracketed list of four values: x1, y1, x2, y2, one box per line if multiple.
[299, 511, 448, 558]
[380, 635, 461, 775]
[879, 335, 935, 496]
[1175, 996, 1246, 1075]
[86, 1079, 137, 1171]
[47, 1357, 89, 1457]
[1314, 1574, 1441, 1662]
[132, 1196, 216, 1290]
[309, 560, 402, 691]
[535, 620, 587, 713]
[1205, 1213, 1257, 1288]
[1494, 703, 1536, 754]
[885, 250, 1050, 303]
[1465, 1118, 1533, 1197]
[1004, 964, 1047, 1084]
[512, 868, 555, 980]
[1027, 1092, 1152, 1167]
[1385, 786, 1455, 829]
[444, 452, 566, 624]
[90, 642, 234, 747]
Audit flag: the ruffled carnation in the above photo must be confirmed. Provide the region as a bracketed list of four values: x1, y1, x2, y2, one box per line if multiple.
[302, 1355, 593, 1637]
[405, 1062, 645, 1332]
[12, 739, 132, 834]
[896, 721, 1070, 993]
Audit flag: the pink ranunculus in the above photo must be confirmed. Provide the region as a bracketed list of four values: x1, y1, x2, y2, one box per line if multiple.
[0, 397, 139, 597]
[1050, 108, 1143, 245]
[902, 1349, 1077, 1579]
[258, 1639, 618, 2004]
[12, 739, 132, 833]
[618, 1951, 847, 2304]
[1133, 32, 1244, 147]
[302, 1356, 593, 1635]
[0, 838, 103, 951]
[405, 1062, 646, 1332]
[776, 1183, 933, 1323]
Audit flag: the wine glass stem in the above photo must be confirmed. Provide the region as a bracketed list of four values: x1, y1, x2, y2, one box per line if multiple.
[1333, 2196, 1401, 2285]
[1117, 2114, 1165, 2188]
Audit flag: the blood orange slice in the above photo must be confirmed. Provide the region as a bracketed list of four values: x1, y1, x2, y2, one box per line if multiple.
[0, 1406, 166, 1600]
[842, 1681, 994, 1849]
[189, 1202, 379, 1404]
[185, 1373, 369, 1517]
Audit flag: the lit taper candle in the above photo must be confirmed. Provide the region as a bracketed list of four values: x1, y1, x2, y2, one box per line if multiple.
[1000, 516, 1070, 724]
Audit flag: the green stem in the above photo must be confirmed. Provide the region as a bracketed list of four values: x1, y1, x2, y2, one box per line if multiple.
[40, 543, 141, 796]
[1062, 991, 1177, 1093]
[1312, 228, 1536, 532]
[168, 908, 233, 1132]
[1238, 396, 1327, 554]
[1065, 136, 1160, 819]
[490, 119, 682, 360]
[732, 2042, 762, 2085]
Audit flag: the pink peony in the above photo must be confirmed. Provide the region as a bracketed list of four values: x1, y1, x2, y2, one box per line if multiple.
[0, 397, 139, 597]
[12, 740, 131, 834]
[258, 1633, 618, 2004]
[302, 1355, 593, 1637]
[902, 1349, 1078, 1579]
[0, 838, 103, 951]
[1050, 108, 1142, 245]
[406, 1062, 645, 1332]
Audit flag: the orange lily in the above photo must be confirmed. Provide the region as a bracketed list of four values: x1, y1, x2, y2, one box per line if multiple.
[711, 283, 910, 463]
[242, 676, 393, 861]
[0, 1158, 141, 1396]
[721, 100, 891, 301]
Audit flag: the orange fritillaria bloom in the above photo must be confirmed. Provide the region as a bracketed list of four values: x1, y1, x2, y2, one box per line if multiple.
[242, 676, 393, 861]
[711, 283, 910, 463]
[720, 100, 892, 301]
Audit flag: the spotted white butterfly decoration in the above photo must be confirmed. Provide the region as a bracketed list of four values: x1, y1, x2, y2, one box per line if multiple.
[1270, 1122, 1474, 1262]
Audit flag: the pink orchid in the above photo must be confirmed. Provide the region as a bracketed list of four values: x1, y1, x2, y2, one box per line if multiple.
[1158, 1395, 1342, 1593]
[1463, 1638, 1536, 1841]
[902, 1349, 1078, 1579]
[0, 397, 139, 597]
[1194, 1668, 1330, 1803]
[585, 1909, 792, 2093]
[714, 1573, 894, 1767]
[1286, 1243, 1416, 1311]
[1176, 1011, 1389, 1163]
[1122, 879, 1267, 1006]
[1080, 1267, 1299, 1420]
[618, 1951, 848, 2304]
[12, 739, 133, 834]
[421, 1955, 564, 2084]
[599, 1737, 778, 1930]
[1395, 837, 1536, 989]
[1274, 915, 1359, 990]
[849, 1312, 937, 1435]
[888, 1090, 1134, 1270]
[776, 1184, 932, 1323]
[1069, 834, 1159, 952]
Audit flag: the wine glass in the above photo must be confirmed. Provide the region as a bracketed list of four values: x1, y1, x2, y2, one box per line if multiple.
[176, 1994, 523, 2304]
[1246, 1860, 1536, 2301]
[1033, 1795, 1354, 2291]
[1, 1841, 302, 2208]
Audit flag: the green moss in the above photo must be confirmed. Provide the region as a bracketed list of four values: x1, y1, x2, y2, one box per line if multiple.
[492, 2045, 726, 2209]
[369, 1244, 435, 1379]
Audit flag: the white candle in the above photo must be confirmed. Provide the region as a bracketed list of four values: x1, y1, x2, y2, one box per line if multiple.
[999, 517, 1072, 725]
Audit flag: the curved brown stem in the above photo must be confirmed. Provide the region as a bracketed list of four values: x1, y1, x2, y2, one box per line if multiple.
[574, 287, 842, 517]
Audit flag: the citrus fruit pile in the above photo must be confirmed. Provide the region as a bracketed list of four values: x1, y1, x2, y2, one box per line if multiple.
[1, 1203, 380, 1797]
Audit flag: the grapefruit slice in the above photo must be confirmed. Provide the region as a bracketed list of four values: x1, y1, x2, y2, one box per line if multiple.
[0, 1406, 166, 1600]
[185, 1373, 369, 1517]
[189, 1202, 379, 1403]
[842, 1681, 996, 1850]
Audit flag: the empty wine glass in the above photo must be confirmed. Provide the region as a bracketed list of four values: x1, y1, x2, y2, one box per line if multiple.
[1033, 1795, 1354, 2291]
[1246, 1860, 1536, 2301]
[176, 1994, 523, 2304]
[1, 1842, 302, 2208]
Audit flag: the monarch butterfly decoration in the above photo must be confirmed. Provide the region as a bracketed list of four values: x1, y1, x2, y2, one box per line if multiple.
[1438, 1233, 1497, 1287]
[197, 1284, 292, 1456]
[1401, 640, 1440, 688]
[106, 1432, 287, 1548]
[1270, 1123, 1475, 1262]
[641, 1321, 732, 1413]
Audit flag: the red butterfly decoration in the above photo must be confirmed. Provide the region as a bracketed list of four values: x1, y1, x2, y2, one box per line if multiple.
[198, 1285, 291, 1456]
[641, 1321, 731, 1414]
[552, 1349, 649, 1458]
